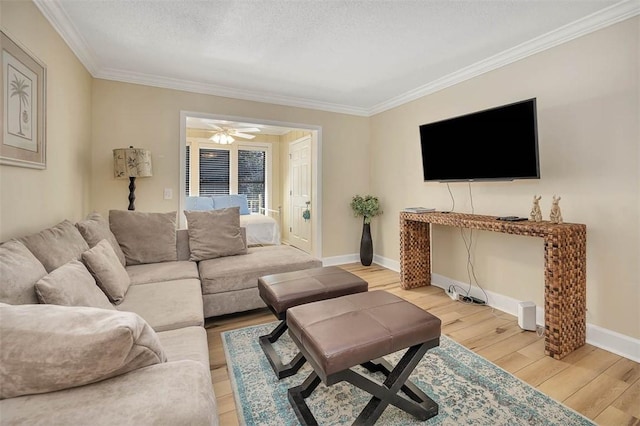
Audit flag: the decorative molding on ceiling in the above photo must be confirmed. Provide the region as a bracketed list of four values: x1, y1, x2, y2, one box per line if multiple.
[35, 0, 639, 118]
[94, 67, 371, 116]
[368, 0, 640, 116]
[33, 0, 100, 75]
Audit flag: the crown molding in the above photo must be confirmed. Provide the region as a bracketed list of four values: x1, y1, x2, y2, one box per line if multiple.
[35, 0, 639, 117]
[94, 67, 370, 116]
[33, 0, 99, 75]
[368, 0, 640, 115]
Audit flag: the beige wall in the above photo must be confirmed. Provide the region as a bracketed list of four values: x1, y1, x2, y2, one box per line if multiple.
[370, 17, 639, 339]
[0, 0, 92, 242]
[91, 80, 370, 257]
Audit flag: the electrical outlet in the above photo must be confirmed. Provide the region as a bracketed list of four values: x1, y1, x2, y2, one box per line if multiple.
[447, 288, 458, 301]
[163, 188, 173, 200]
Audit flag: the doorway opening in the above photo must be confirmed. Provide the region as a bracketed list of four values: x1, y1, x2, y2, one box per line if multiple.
[179, 111, 322, 258]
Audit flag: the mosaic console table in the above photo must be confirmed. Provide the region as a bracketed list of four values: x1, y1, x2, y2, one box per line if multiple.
[399, 211, 587, 360]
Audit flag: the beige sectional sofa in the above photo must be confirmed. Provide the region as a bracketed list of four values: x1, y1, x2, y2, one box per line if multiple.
[0, 208, 322, 425]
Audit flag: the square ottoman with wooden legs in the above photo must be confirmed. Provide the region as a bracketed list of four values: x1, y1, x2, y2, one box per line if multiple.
[257, 266, 368, 379]
[286, 290, 442, 425]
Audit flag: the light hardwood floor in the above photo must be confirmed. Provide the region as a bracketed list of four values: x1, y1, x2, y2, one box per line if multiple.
[205, 263, 640, 426]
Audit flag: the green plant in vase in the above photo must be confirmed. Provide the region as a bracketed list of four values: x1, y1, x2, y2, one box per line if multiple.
[350, 195, 382, 266]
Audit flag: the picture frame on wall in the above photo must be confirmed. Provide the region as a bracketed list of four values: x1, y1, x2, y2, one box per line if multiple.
[1, 29, 46, 169]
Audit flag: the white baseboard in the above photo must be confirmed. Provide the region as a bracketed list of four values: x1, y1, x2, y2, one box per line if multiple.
[586, 323, 640, 363]
[365, 254, 640, 363]
[322, 253, 360, 266]
[322, 253, 400, 270]
[373, 254, 400, 272]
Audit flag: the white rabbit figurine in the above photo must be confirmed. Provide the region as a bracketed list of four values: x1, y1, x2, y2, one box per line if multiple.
[550, 195, 563, 224]
[530, 195, 542, 222]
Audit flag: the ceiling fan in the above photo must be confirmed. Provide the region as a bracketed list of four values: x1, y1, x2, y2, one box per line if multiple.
[205, 124, 260, 144]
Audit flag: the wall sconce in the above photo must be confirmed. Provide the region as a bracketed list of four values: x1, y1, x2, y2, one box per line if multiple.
[113, 146, 153, 210]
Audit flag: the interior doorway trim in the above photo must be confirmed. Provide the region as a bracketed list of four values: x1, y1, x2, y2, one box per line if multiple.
[179, 111, 323, 259]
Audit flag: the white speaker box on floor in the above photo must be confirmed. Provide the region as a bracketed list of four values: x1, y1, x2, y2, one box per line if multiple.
[518, 301, 537, 331]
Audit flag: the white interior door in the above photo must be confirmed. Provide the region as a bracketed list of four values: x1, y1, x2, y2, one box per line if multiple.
[288, 137, 312, 253]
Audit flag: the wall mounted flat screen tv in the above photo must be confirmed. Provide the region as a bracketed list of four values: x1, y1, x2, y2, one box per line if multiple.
[419, 98, 540, 182]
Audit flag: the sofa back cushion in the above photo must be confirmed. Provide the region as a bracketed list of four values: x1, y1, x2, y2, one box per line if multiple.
[0, 240, 47, 305]
[184, 207, 247, 261]
[76, 212, 126, 267]
[34, 260, 115, 310]
[20, 220, 90, 273]
[81, 240, 131, 305]
[0, 302, 167, 399]
[109, 210, 177, 266]
[176, 229, 191, 261]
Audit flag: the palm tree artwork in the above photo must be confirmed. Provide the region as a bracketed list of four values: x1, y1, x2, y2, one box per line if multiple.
[9, 74, 30, 137]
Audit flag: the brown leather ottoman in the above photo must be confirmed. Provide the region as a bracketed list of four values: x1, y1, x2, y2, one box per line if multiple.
[258, 266, 368, 379]
[287, 290, 441, 425]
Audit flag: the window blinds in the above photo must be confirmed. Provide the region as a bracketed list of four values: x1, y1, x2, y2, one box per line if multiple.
[199, 149, 230, 196]
[238, 150, 266, 213]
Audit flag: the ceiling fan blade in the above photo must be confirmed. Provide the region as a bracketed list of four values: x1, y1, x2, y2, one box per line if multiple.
[206, 124, 223, 131]
[233, 127, 260, 133]
[233, 132, 257, 139]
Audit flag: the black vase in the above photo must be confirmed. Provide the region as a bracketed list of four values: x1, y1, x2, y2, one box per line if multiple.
[360, 221, 373, 266]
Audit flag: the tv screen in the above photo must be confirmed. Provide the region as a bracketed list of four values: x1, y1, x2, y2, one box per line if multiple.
[419, 98, 540, 182]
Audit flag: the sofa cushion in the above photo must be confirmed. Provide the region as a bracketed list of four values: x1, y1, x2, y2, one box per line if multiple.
[109, 210, 177, 265]
[176, 228, 191, 261]
[184, 207, 246, 261]
[0, 303, 166, 399]
[126, 261, 199, 286]
[199, 245, 323, 295]
[76, 212, 126, 266]
[34, 260, 115, 310]
[20, 220, 90, 273]
[157, 326, 210, 368]
[212, 194, 250, 215]
[0, 240, 47, 305]
[82, 240, 131, 304]
[115, 279, 204, 332]
[0, 360, 217, 426]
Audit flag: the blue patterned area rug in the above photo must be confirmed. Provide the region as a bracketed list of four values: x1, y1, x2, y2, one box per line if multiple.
[222, 321, 595, 426]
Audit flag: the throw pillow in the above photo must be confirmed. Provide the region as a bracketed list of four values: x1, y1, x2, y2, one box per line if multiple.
[0, 302, 166, 399]
[184, 207, 247, 261]
[212, 194, 251, 215]
[0, 240, 47, 305]
[76, 212, 127, 267]
[34, 260, 115, 310]
[109, 210, 177, 265]
[20, 220, 90, 273]
[82, 240, 131, 305]
[185, 196, 214, 211]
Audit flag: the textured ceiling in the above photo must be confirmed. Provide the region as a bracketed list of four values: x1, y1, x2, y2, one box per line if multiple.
[36, 0, 637, 116]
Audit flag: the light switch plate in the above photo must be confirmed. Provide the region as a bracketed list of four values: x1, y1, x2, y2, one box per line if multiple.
[163, 188, 173, 200]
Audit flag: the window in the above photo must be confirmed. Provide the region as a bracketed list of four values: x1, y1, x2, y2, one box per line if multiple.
[238, 150, 265, 213]
[185, 142, 270, 211]
[199, 148, 230, 196]
[185, 145, 190, 195]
